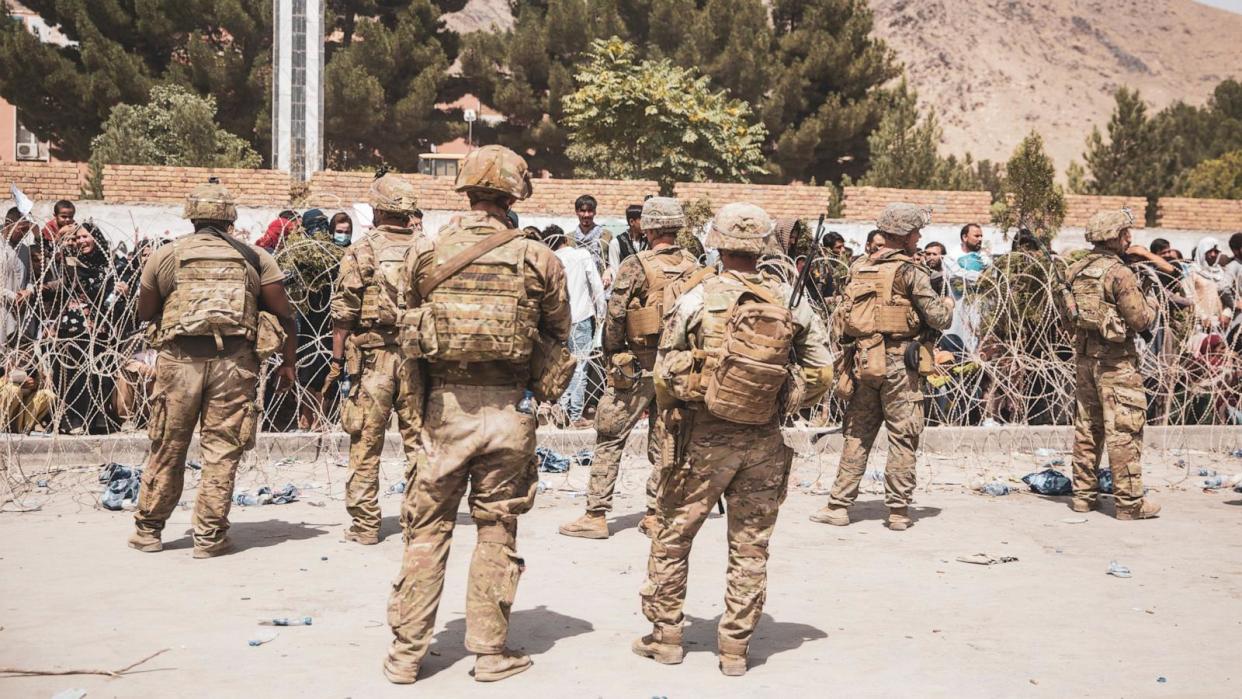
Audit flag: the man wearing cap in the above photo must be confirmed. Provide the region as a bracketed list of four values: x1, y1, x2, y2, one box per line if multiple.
[129, 181, 298, 558]
[635, 202, 832, 677]
[384, 145, 570, 684]
[325, 173, 428, 545]
[559, 197, 703, 540]
[1064, 209, 1160, 520]
[811, 203, 953, 531]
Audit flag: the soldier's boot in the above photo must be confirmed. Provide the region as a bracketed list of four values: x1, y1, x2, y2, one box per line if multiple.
[1070, 498, 1099, 513]
[1115, 499, 1161, 521]
[127, 529, 163, 553]
[382, 654, 419, 685]
[473, 650, 532, 682]
[718, 638, 748, 677]
[632, 624, 684, 665]
[886, 507, 912, 531]
[345, 528, 380, 546]
[638, 508, 658, 538]
[192, 537, 234, 559]
[558, 512, 609, 539]
[809, 505, 850, 526]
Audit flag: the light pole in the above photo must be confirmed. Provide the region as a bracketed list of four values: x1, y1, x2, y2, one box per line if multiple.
[272, 0, 324, 181]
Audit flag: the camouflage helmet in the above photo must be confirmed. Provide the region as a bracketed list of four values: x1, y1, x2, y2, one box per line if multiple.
[454, 145, 532, 201]
[1084, 208, 1135, 243]
[876, 203, 931, 237]
[640, 197, 685, 231]
[183, 181, 237, 222]
[704, 202, 775, 255]
[369, 173, 419, 215]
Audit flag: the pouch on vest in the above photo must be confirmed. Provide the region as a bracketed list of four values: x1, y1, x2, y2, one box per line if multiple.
[625, 252, 700, 368]
[530, 333, 577, 403]
[360, 236, 410, 328]
[255, 311, 286, 361]
[165, 249, 257, 349]
[855, 334, 887, 386]
[903, 340, 936, 377]
[703, 285, 795, 425]
[834, 347, 857, 402]
[841, 260, 918, 339]
[607, 351, 641, 391]
[1071, 258, 1128, 344]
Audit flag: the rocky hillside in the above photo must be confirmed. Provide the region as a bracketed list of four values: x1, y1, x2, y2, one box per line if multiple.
[444, 0, 1242, 175]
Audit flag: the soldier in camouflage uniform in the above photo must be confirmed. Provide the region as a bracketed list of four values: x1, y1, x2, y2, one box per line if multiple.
[811, 204, 953, 531]
[384, 146, 571, 684]
[637, 203, 833, 677]
[558, 197, 704, 540]
[1066, 209, 1160, 519]
[129, 182, 298, 558]
[325, 173, 426, 545]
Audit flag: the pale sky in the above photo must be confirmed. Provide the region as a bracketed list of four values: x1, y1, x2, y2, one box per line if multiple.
[1196, 0, 1242, 13]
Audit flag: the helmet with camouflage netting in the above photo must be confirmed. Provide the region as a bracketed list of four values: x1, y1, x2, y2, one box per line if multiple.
[369, 173, 420, 215]
[876, 203, 931, 237]
[1085, 209, 1135, 243]
[454, 145, 532, 201]
[183, 180, 237, 222]
[640, 197, 686, 232]
[704, 202, 775, 255]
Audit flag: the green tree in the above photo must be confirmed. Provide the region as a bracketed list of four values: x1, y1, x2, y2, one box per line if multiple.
[1081, 88, 1168, 199]
[323, 0, 461, 169]
[1176, 150, 1242, 199]
[91, 85, 261, 167]
[1065, 160, 1088, 194]
[561, 38, 766, 193]
[0, 0, 271, 161]
[992, 132, 1066, 240]
[860, 80, 985, 191]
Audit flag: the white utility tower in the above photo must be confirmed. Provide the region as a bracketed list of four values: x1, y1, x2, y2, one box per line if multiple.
[272, 0, 324, 181]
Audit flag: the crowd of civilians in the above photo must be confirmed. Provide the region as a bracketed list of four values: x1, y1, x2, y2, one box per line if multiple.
[3, 194, 1241, 435]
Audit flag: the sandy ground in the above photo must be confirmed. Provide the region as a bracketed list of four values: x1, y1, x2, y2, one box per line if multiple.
[2, 455, 1241, 698]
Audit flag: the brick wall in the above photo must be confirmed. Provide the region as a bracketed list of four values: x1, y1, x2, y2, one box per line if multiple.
[1063, 194, 1148, 228]
[102, 165, 291, 206]
[674, 182, 832, 220]
[1158, 197, 1242, 231]
[0, 161, 85, 201]
[842, 186, 993, 223]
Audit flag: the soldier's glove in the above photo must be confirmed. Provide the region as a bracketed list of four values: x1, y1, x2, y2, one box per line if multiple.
[321, 357, 344, 393]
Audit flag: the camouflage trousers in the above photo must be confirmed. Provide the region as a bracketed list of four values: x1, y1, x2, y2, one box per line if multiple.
[641, 411, 791, 654]
[0, 383, 55, 433]
[1071, 354, 1146, 509]
[388, 383, 538, 666]
[828, 353, 922, 509]
[586, 375, 664, 514]
[341, 344, 423, 537]
[135, 342, 259, 548]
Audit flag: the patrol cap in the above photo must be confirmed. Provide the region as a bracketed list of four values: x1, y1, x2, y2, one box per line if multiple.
[183, 180, 237, 222]
[454, 145, 533, 201]
[876, 203, 931, 237]
[1084, 208, 1135, 242]
[704, 202, 775, 255]
[640, 197, 686, 231]
[369, 173, 420, 215]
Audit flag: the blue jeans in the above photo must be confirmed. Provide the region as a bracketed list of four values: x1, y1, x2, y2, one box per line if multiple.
[558, 319, 594, 422]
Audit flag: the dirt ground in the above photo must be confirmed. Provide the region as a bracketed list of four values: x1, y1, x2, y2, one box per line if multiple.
[2, 455, 1240, 698]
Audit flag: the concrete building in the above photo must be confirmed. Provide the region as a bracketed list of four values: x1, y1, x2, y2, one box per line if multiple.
[0, 2, 70, 163]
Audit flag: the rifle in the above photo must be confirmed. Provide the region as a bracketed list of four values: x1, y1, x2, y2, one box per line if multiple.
[790, 214, 825, 310]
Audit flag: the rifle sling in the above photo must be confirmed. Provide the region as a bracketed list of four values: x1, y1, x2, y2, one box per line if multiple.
[418, 228, 523, 298]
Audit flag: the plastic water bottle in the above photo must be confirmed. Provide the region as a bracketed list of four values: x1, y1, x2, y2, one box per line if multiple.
[260, 616, 312, 626]
[517, 389, 535, 415]
[340, 374, 352, 399]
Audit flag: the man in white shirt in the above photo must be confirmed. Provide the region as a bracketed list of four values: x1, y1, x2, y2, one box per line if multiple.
[941, 223, 990, 352]
[544, 224, 606, 427]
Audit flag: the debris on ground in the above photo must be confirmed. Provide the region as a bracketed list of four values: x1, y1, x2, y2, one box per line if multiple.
[51, 690, 86, 699]
[386, 481, 406, 496]
[1097, 469, 1114, 494]
[1060, 517, 1088, 524]
[1022, 468, 1072, 496]
[248, 630, 279, 647]
[259, 616, 312, 626]
[955, 553, 1018, 565]
[1106, 561, 1132, 578]
[979, 481, 1010, 496]
[234, 484, 300, 507]
[99, 463, 141, 511]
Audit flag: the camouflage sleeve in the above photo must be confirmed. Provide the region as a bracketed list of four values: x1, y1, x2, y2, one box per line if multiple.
[905, 263, 953, 331]
[330, 245, 365, 325]
[529, 242, 571, 343]
[657, 283, 703, 353]
[791, 297, 833, 370]
[1109, 265, 1156, 333]
[400, 235, 436, 309]
[603, 255, 645, 354]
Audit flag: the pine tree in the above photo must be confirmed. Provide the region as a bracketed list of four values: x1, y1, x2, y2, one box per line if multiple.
[992, 132, 1066, 240]
[1081, 88, 1167, 199]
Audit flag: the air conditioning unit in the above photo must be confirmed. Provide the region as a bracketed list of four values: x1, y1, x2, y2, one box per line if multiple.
[15, 121, 48, 161]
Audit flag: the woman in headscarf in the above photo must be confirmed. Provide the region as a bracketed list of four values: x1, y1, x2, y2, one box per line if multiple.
[256, 210, 301, 252]
[1186, 236, 1231, 332]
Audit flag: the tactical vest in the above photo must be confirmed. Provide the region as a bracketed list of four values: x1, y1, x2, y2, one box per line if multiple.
[1068, 254, 1128, 344]
[624, 248, 699, 369]
[418, 226, 536, 364]
[840, 255, 921, 340]
[358, 229, 414, 329]
[689, 273, 795, 425]
[158, 237, 257, 348]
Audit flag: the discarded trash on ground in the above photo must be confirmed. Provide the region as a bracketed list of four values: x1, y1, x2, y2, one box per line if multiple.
[259, 616, 312, 626]
[99, 463, 142, 511]
[234, 484, 300, 507]
[1060, 517, 1088, 524]
[248, 629, 279, 647]
[1022, 468, 1072, 496]
[956, 553, 1019, 566]
[1106, 561, 1132, 578]
[386, 480, 406, 496]
[1097, 468, 1114, 494]
[536, 447, 571, 473]
[979, 481, 1010, 496]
